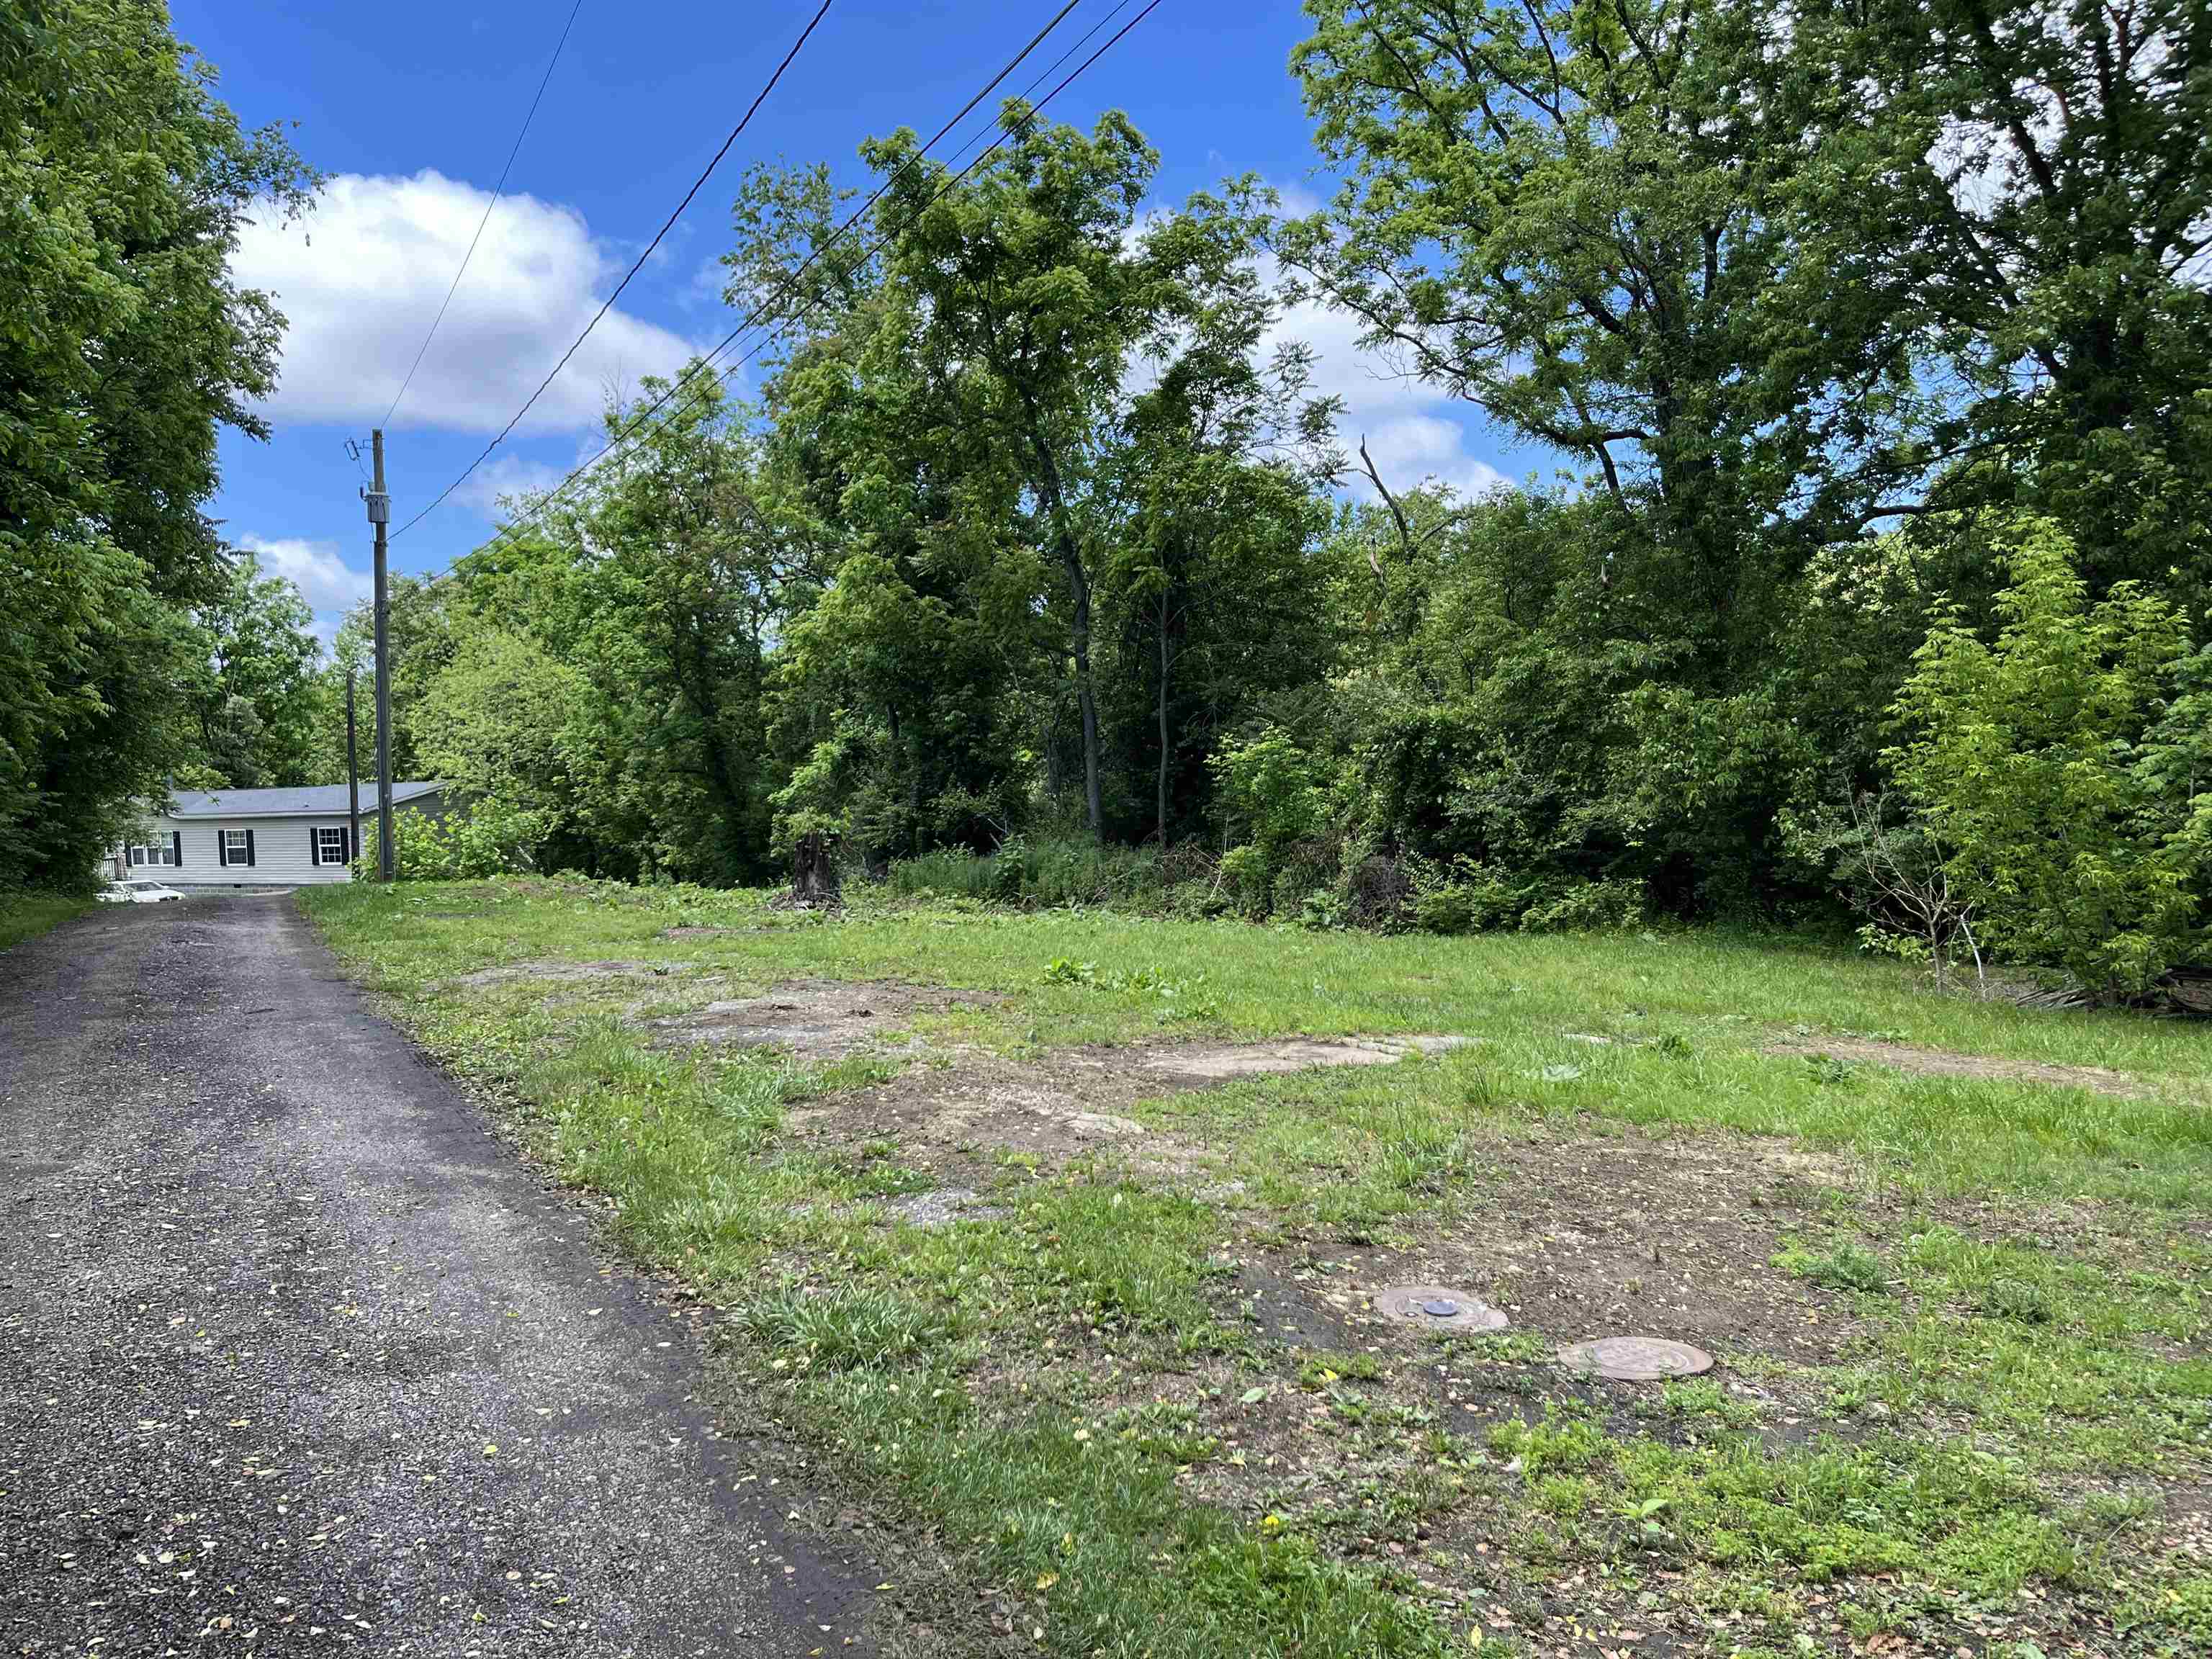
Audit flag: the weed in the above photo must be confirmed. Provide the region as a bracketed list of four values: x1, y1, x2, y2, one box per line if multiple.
[1980, 1276, 2056, 1325]
[1779, 1239, 1892, 1295]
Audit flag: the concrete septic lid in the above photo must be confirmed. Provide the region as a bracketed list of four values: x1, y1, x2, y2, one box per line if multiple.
[1557, 1336, 1713, 1381]
[1373, 1284, 1509, 1332]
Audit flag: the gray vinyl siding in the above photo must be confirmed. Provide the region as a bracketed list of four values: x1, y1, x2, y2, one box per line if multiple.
[143, 814, 357, 886]
[108, 787, 446, 886]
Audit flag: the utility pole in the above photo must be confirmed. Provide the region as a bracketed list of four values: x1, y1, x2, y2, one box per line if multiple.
[364, 431, 395, 881]
[345, 667, 361, 873]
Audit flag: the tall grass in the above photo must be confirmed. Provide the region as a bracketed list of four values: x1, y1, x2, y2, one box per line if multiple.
[885, 835, 1169, 909]
[0, 889, 90, 953]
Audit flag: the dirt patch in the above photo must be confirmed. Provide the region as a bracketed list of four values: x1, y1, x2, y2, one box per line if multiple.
[1354, 1127, 1874, 1372]
[1767, 1034, 2144, 1097]
[646, 977, 1006, 1059]
[1139, 1034, 1471, 1084]
[440, 958, 703, 989]
[1223, 1257, 1357, 1349]
[791, 1033, 1472, 1174]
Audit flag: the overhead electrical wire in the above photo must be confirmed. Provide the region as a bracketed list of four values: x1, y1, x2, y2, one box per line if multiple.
[400, 0, 1161, 586]
[382, 0, 589, 430]
[393, 0, 836, 536]
[397, 0, 1088, 552]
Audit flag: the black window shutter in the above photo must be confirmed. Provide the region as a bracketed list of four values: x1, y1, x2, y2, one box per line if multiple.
[217, 833, 227, 868]
[172, 830, 182, 866]
[308, 824, 320, 866]
[245, 828, 256, 868]
[341, 827, 352, 866]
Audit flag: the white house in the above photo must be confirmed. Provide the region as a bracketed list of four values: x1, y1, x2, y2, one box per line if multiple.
[109, 782, 448, 887]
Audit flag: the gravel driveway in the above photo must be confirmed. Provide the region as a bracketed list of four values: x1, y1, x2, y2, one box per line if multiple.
[0, 894, 899, 1655]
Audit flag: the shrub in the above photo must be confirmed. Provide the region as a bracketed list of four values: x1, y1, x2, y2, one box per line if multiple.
[1212, 728, 1331, 916]
[1345, 853, 1411, 930]
[1519, 878, 1644, 933]
[1218, 844, 1270, 917]
[1412, 885, 1475, 936]
[371, 798, 539, 880]
[1888, 520, 2212, 999]
[886, 836, 1166, 910]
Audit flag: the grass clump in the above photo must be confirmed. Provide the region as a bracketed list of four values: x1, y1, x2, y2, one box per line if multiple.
[0, 888, 89, 952]
[1779, 1239, 1892, 1295]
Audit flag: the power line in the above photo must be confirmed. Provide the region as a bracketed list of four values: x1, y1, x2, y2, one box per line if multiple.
[395, 0, 1090, 555]
[395, 0, 835, 536]
[382, 0, 588, 430]
[415, 0, 1154, 583]
[403, 0, 1159, 585]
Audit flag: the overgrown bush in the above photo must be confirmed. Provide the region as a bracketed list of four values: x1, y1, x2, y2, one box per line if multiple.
[1519, 878, 1645, 934]
[886, 836, 1166, 910]
[1889, 521, 2212, 999]
[1212, 729, 1328, 917]
[368, 799, 538, 881]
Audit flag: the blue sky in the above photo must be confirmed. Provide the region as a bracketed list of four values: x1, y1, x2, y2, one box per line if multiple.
[175, 0, 1536, 646]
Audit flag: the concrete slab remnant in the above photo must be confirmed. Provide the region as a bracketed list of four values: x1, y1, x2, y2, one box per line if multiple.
[1557, 1335, 1714, 1381]
[1373, 1283, 1509, 1332]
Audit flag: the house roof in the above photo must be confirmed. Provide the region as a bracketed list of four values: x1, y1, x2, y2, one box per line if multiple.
[162, 781, 446, 819]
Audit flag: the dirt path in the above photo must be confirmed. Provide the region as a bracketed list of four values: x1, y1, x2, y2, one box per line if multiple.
[0, 896, 899, 1655]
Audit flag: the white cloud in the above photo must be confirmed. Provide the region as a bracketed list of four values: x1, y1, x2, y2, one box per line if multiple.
[454, 451, 571, 518]
[234, 171, 697, 433]
[1259, 242, 1515, 505]
[238, 534, 372, 653]
[1356, 415, 1510, 499]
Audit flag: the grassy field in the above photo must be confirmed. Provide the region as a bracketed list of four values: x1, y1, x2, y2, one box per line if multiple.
[0, 889, 89, 953]
[304, 878, 2212, 1658]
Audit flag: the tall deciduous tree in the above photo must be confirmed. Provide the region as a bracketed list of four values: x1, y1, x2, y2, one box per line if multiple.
[0, 0, 313, 886]
[182, 552, 323, 788]
[1755, 0, 2212, 604]
[864, 106, 1167, 839]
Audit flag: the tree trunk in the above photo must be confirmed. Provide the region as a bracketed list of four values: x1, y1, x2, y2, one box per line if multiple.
[1017, 387, 1103, 841]
[1069, 552, 1103, 840]
[790, 830, 841, 907]
[1155, 594, 1171, 847]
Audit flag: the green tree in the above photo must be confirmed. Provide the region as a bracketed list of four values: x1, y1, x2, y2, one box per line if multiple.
[1760, 0, 2212, 605]
[0, 0, 313, 886]
[415, 629, 591, 863]
[1889, 519, 2212, 996]
[863, 105, 1170, 840]
[181, 552, 323, 788]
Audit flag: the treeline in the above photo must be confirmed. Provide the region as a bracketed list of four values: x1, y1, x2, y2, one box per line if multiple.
[0, 0, 314, 889]
[9, 1, 2207, 1001]
[365, 0, 2211, 999]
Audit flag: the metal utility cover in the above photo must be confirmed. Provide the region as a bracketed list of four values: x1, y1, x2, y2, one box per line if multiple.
[1373, 1284, 1508, 1331]
[1558, 1336, 1713, 1381]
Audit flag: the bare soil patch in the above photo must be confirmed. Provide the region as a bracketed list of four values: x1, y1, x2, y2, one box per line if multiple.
[645, 977, 1006, 1059]
[439, 958, 703, 989]
[1138, 1033, 1470, 1084]
[1336, 1127, 1870, 1372]
[1767, 1033, 2144, 1097]
[790, 1033, 1472, 1175]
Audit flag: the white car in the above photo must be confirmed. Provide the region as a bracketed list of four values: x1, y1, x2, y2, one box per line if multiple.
[99, 878, 185, 904]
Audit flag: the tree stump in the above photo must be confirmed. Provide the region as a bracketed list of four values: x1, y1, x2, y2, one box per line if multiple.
[788, 830, 842, 909]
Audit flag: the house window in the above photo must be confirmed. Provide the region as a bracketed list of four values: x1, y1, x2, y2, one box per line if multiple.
[150, 840, 176, 866]
[128, 845, 146, 866]
[316, 827, 348, 866]
[221, 829, 249, 866]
